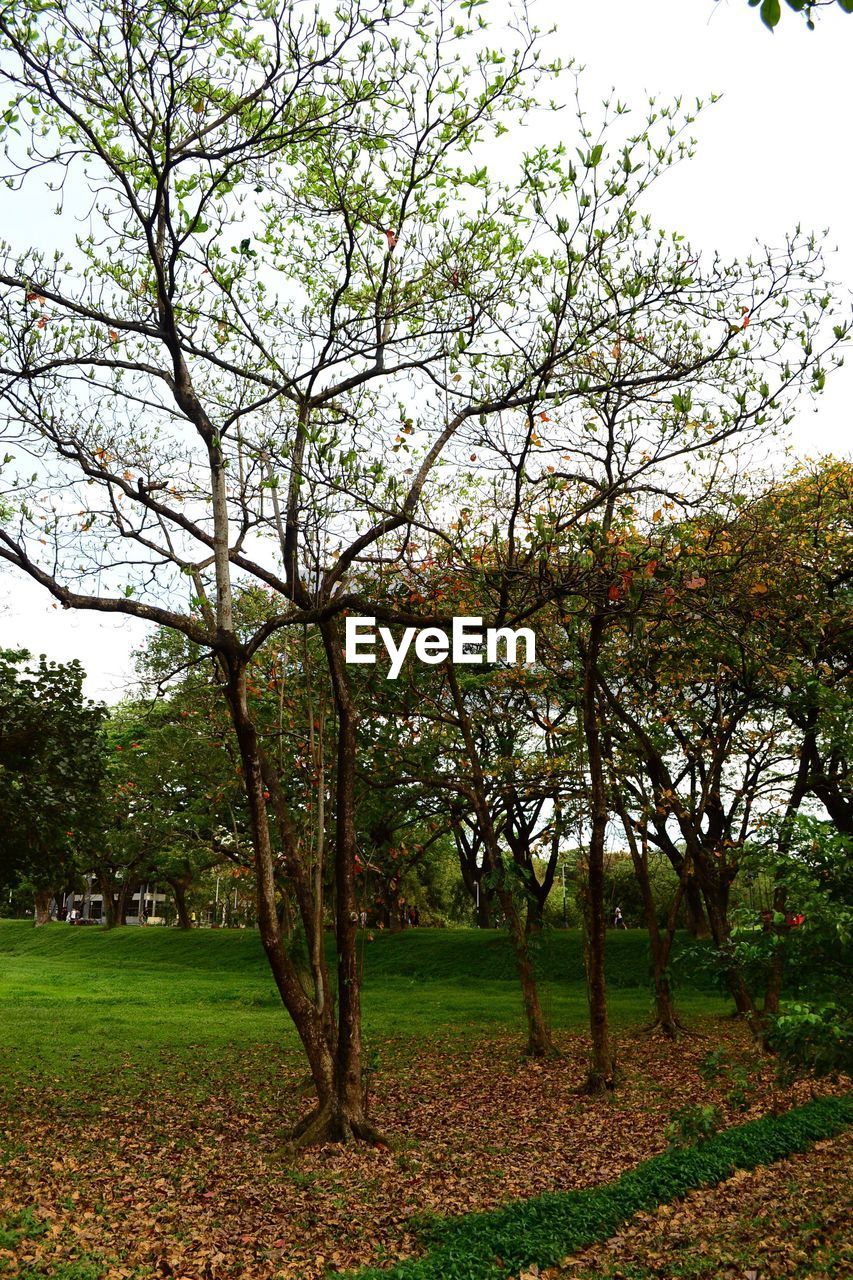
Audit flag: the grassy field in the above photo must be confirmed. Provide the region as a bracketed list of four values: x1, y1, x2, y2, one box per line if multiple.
[0, 921, 726, 1077]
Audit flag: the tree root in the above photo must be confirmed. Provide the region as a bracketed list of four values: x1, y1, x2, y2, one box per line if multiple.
[525, 1039, 562, 1061]
[578, 1064, 617, 1096]
[287, 1103, 389, 1151]
[637, 1014, 695, 1041]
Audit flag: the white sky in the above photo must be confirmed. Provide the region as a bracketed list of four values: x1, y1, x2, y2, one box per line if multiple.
[0, 0, 850, 701]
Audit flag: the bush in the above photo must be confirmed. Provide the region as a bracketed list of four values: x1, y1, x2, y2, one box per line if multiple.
[768, 1000, 853, 1080]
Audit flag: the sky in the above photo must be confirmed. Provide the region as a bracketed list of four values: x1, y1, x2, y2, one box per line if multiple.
[0, 0, 850, 702]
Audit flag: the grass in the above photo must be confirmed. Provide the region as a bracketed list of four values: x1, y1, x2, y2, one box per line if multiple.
[0, 920, 727, 1076]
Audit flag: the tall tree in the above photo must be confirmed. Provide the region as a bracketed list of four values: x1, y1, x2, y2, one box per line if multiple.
[0, 650, 105, 923]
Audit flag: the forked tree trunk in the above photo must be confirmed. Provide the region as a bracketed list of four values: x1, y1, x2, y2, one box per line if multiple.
[614, 796, 686, 1040]
[503, 891, 555, 1057]
[597, 664, 763, 1046]
[226, 653, 376, 1145]
[104, 887, 129, 928]
[646, 874, 687, 1039]
[683, 877, 711, 939]
[102, 885, 119, 928]
[695, 870, 765, 1040]
[33, 890, 53, 926]
[323, 625, 366, 1122]
[475, 888, 493, 929]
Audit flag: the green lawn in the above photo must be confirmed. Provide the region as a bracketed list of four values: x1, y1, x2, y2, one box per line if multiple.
[0, 920, 728, 1077]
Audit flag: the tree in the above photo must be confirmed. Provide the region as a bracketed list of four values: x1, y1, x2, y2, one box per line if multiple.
[0, 0, 563, 1145]
[100, 696, 236, 927]
[582, 463, 850, 1043]
[0, 650, 105, 923]
[733, 462, 852, 841]
[0, 0, 841, 1133]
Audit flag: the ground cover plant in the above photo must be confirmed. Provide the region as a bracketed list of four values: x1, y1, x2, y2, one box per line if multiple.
[559, 1131, 852, 1279]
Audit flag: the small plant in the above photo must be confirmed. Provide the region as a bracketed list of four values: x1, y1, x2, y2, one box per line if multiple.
[665, 1103, 721, 1148]
[697, 1048, 726, 1082]
[697, 1048, 758, 1111]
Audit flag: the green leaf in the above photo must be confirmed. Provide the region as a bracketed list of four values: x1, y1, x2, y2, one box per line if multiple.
[761, 0, 782, 27]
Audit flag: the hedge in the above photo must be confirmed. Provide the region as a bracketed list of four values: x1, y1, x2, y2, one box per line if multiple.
[347, 1094, 852, 1280]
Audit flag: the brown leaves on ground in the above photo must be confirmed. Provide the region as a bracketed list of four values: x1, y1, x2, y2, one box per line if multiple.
[0, 1022, 847, 1280]
[553, 1134, 852, 1279]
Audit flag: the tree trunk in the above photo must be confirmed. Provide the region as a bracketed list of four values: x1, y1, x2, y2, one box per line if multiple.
[502, 897, 554, 1056]
[615, 798, 685, 1040]
[580, 886, 613, 1089]
[446, 666, 557, 1058]
[476, 885, 492, 929]
[170, 878, 192, 929]
[101, 882, 117, 929]
[698, 874, 764, 1038]
[683, 877, 711, 939]
[226, 653, 377, 1145]
[102, 885, 129, 928]
[321, 621, 382, 1142]
[579, 617, 615, 1093]
[33, 889, 53, 926]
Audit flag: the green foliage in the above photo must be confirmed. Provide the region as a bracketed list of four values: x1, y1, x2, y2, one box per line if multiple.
[738, 0, 853, 29]
[698, 1048, 759, 1110]
[665, 1103, 721, 1147]
[0, 1208, 47, 1250]
[768, 1000, 852, 1079]
[0, 649, 106, 900]
[347, 1096, 853, 1278]
[730, 817, 853, 1075]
